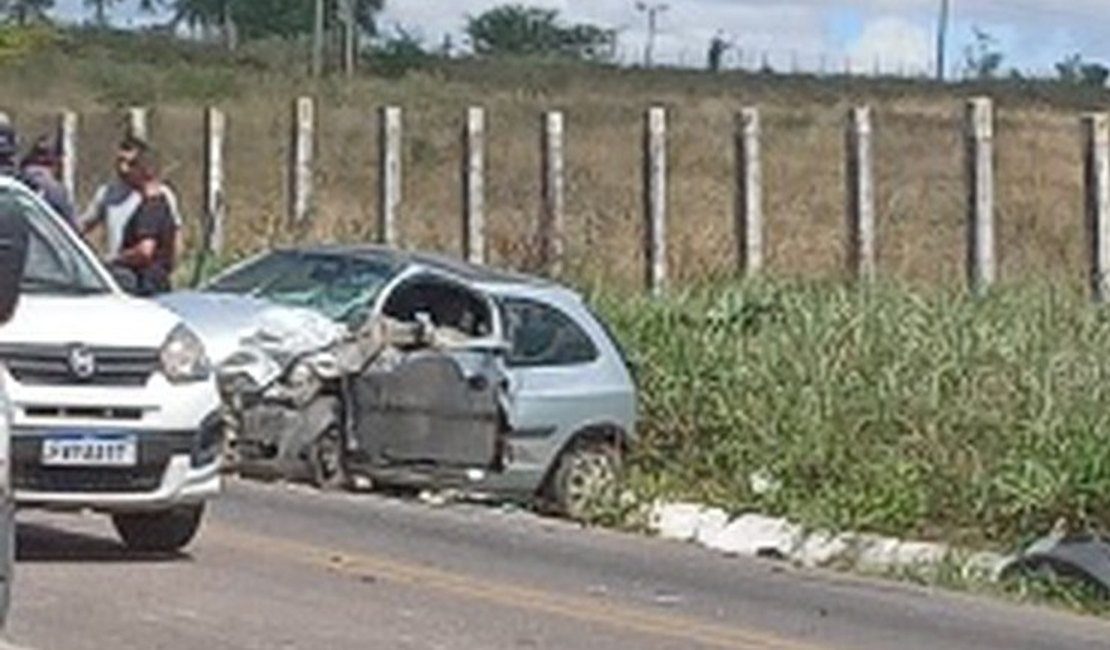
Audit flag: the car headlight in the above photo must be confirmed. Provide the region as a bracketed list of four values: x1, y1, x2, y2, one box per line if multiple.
[160, 324, 212, 383]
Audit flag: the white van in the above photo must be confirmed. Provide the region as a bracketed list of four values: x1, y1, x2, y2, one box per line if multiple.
[0, 197, 29, 628]
[0, 177, 221, 552]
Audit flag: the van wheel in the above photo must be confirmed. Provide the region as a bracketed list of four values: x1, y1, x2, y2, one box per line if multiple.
[308, 427, 348, 491]
[549, 439, 622, 522]
[112, 504, 205, 553]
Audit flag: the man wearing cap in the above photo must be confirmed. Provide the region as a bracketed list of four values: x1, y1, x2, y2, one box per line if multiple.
[20, 135, 75, 227]
[80, 135, 182, 260]
[0, 112, 20, 177]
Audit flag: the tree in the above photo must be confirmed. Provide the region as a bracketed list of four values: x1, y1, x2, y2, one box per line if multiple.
[84, 0, 122, 26]
[1083, 63, 1110, 87]
[2, 0, 54, 25]
[963, 27, 1004, 79]
[365, 26, 436, 77]
[161, 0, 381, 42]
[1056, 53, 1110, 87]
[465, 4, 615, 61]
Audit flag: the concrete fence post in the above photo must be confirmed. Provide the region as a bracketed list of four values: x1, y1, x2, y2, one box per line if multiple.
[378, 106, 402, 247]
[57, 110, 77, 202]
[204, 107, 226, 254]
[1084, 112, 1110, 303]
[289, 96, 315, 225]
[462, 106, 486, 265]
[540, 110, 565, 277]
[846, 105, 876, 282]
[735, 107, 763, 276]
[127, 106, 148, 141]
[966, 97, 995, 294]
[644, 106, 668, 295]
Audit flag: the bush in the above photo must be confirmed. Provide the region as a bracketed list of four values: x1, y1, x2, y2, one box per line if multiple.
[364, 30, 439, 79]
[0, 25, 59, 64]
[593, 281, 1110, 547]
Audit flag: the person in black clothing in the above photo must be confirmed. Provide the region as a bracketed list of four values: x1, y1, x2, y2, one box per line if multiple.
[111, 143, 177, 296]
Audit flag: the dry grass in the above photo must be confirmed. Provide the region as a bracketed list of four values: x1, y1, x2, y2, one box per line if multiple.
[0, 31, 1103, 291]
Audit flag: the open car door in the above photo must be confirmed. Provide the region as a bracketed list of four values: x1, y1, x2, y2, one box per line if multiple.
[349, 348, 502, 468]
[347, 273, 505, 469]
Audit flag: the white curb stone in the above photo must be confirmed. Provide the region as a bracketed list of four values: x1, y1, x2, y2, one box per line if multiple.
[650, 502, 712, 542]
[702, 514, 803, 559]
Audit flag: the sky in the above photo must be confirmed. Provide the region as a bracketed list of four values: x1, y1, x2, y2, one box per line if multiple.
[49, 0, 1110, 76]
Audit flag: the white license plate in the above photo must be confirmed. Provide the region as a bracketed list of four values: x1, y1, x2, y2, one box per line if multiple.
[41, 435, 138, 467]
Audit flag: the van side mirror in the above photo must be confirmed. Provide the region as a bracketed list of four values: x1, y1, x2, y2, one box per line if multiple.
[0, 212, 28, 325]
[107, 262, 140, 295]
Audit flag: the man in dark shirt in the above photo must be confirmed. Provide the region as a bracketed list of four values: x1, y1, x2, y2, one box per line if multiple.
[112, 144, 177, 296]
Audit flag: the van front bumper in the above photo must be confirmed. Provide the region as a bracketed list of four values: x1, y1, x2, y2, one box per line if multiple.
[12, 417, 224, 512]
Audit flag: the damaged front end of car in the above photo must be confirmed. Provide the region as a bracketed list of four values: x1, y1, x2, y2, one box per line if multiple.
[216, 307, 512, 489]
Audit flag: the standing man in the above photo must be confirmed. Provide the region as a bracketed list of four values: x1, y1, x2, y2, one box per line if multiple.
[80, 135, 182, 259]
[111, 143, 178, 296]
[19, 136, 75, 227]
[0, 113, 20, 177]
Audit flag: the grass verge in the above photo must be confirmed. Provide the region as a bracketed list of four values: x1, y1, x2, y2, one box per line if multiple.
[591, 280, 1110, 551]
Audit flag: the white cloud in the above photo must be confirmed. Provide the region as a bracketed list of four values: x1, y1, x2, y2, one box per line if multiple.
[848, 17, 932, 74]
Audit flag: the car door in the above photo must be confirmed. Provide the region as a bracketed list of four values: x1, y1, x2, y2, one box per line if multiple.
[346, 273, 505, 469]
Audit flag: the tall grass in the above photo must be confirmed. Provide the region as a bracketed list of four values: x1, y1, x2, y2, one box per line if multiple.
[594, 281, 1110, 547]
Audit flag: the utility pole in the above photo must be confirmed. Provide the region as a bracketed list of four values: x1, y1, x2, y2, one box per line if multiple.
[312, 0, 325, 77]
[341, 0, 356, 77]
[635, 1, 669, 68]
[936, 0, 951, 81]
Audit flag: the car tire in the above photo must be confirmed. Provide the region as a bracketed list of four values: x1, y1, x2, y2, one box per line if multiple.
[112, 504, 205, 553]
[308, 427, 348, 491]
[549, 439, 622, 522]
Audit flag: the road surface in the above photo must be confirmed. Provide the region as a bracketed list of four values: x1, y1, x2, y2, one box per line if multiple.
[5, 479, 1109, 650]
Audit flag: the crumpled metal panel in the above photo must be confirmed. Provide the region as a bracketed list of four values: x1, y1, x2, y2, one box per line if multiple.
[236, 396, 340, 477]
[350, 350, 500, 468]
[1002, 533, 1110, 597]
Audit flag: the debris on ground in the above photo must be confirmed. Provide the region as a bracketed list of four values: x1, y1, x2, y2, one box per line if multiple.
[1000, 533, 1110, 597]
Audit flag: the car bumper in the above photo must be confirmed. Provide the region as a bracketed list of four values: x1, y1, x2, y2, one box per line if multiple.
[15, 454, 221, 512]
[12, 415, 225, 512]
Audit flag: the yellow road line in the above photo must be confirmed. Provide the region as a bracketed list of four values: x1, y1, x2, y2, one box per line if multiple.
[209, 522, 831, 650]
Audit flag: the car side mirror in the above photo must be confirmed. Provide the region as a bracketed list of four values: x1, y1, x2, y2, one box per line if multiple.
[107, 262, 140, 295]
[0, 212, 28, 326]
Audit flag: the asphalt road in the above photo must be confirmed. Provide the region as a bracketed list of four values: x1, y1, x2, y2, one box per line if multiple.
[4, 479, 1110, 650]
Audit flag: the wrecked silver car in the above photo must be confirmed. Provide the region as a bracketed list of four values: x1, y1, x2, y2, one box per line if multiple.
[158, 246, 638, 518]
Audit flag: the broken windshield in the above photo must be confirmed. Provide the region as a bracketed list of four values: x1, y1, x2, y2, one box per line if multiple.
[206, 251, 397, 324]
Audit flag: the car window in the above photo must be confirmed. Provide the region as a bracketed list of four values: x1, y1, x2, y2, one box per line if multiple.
[383, 276, 493, 338]
[0, 188, 108, 296]
[501, 297, 598, 368]
[208, 252, 395, 324]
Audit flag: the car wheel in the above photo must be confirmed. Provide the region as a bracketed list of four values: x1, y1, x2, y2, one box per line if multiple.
[308, 426, 348, 491]
[112, 504, 205, 553]
[550, 439, 622, 522]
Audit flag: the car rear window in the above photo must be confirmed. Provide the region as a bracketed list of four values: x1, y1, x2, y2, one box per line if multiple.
[500, 297, 599, 368]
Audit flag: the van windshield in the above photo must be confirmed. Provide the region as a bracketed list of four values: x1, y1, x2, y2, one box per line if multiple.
[0, 187, 110, 296]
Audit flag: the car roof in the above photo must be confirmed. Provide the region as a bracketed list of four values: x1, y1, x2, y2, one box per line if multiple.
[273, 244, 561, 290]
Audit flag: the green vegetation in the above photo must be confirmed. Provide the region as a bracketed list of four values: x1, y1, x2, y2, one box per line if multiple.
[464, 5, 616, 62]
[594, 281, 1110, 549]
